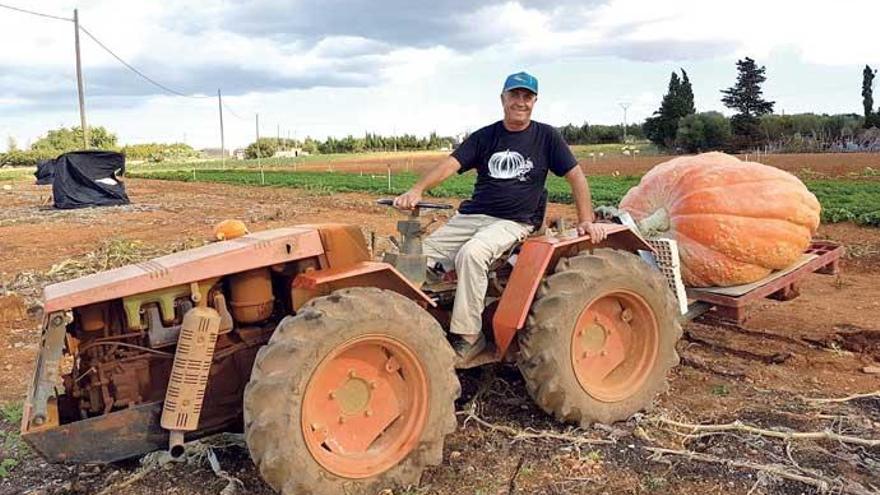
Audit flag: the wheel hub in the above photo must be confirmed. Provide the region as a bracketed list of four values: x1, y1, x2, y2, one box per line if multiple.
[301, 335, 429, 479]
[570, 291, 659, 402]
[334, 376, 371, 415]
[579, 320, 608, 353]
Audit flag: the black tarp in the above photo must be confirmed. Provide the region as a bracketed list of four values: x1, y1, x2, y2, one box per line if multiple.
[52, 151, 130, 209]
[34, 159, 55, 185]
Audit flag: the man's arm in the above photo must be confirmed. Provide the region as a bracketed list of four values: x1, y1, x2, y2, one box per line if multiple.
[563, 166, 611, 242]
[392, 155, 462, 209]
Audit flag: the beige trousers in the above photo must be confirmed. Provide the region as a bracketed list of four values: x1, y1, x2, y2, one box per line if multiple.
[423, 213, 532, 337]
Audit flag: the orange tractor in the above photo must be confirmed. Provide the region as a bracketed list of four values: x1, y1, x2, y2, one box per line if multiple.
[20, 200, 681, 494]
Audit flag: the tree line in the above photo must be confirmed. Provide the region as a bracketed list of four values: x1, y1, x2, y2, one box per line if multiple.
[631, 57, 877, 153]
[0, 126, 199, 167]
[243, 132, 456, 159]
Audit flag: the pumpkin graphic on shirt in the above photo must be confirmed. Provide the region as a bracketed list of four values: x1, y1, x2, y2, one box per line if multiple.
[488, 149, 533, 181]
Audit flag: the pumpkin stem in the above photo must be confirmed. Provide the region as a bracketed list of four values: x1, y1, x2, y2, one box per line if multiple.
[637, 208, 670, 237]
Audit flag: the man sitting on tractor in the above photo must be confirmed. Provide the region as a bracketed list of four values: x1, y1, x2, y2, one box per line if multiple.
[393, 71, 614, 360]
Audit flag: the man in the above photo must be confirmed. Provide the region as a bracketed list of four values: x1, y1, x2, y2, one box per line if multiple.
[393, 71, 612, 360]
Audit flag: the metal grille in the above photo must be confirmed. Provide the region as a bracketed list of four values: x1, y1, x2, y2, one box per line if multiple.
[644, 238, 689, 315]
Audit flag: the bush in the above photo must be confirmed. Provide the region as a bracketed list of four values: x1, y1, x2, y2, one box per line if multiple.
[121, 143, 199, 162]
[31, 126, 117, 153]
[245, 138, 279, 159]
[675, 112, 732, 152]
[0, 149, 56, 168]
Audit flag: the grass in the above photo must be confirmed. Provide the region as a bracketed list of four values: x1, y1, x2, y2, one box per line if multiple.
[0, 402, 24, 479]
[130, 169, 880, 227]
[710, 384, 730, 396]
[0, 167, 31, 182]
[0, 403, 22, 425]
[570, 142, 658, 159]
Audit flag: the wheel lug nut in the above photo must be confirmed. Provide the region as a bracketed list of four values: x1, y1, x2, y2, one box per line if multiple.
[600, 350, 608, 356]
[621, 308, 633, 322]
[364, 409, 373, 417]
[369, 381, 377, 389]
[329, 391, 336, 399]
[348, 370, 356, 378]
[338, 416, 346, 424]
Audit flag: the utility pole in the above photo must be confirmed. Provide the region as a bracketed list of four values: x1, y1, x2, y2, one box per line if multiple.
[73, 9, 89, 149]
[217, 89, 225, 168]
[619, 102, 631, 143]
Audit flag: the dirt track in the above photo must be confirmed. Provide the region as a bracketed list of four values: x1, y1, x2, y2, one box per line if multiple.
[1, 174, 879, 495]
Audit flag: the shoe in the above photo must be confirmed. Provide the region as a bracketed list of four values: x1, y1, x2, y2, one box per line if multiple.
[452, 333, 486, 362]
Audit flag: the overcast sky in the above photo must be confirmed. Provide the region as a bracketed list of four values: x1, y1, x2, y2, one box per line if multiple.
[0, 0, 876, 150]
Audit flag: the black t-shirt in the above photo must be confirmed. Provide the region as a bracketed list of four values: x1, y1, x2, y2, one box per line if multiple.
[451, 120, 578, 227]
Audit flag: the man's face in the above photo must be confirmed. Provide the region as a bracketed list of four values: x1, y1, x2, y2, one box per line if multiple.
[501, 88, 537, 126]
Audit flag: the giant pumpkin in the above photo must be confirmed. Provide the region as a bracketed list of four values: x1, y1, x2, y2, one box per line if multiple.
[619, 152, 821, 287]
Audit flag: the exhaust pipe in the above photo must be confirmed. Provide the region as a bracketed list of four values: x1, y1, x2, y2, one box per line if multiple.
[168, 430, 186, 459]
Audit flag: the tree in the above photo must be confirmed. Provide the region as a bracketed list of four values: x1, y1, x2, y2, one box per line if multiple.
[245, 138, 278, 159]
[863, 65, 878, 128]
[721, 57, 775, 148]
[6, 136, 17, 152]
[675, 112, 732, 152]
[644, 70, 696, 149]
[31, 126, 117, 153]
[721, 57, 775, 117]
[679, 69, 696, 115]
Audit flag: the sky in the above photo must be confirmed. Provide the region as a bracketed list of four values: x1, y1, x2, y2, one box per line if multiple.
[0, 0, 876, 151]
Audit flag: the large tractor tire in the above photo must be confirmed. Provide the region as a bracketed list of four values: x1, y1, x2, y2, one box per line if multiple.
[244, 288, 459, 495]
[518, 248, 681, 426]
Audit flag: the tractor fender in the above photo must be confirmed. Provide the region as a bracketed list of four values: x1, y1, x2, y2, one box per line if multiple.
[493, 225, 653, 358]
[292, 261, 435, 310]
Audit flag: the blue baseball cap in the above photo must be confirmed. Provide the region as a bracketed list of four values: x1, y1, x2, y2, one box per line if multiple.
[502, 71, 538, 95]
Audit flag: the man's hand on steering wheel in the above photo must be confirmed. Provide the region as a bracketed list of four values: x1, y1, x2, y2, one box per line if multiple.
[393, 188, 423, 210]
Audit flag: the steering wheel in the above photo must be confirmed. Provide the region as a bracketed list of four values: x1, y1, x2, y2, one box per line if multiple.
[376, 199, 453, 210]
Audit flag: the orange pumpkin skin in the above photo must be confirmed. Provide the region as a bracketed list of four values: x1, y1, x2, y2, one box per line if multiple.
[214, 219, 249, 241]
[619, 152, 821, 287]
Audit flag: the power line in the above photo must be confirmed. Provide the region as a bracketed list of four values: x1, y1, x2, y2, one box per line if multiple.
[78, 25, 212, 99]
[222, 102, 247, 120]
[0, 2, 71, 22]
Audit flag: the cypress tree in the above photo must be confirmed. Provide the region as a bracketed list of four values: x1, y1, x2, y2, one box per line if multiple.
[645, 70, 696, 149]
[862, 65, 876, 128]
[679, 69, 696, 115]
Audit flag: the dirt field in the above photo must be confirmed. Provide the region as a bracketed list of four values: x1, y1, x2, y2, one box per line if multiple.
[1, 175, 878, 495]
[284, 151, 880, 178]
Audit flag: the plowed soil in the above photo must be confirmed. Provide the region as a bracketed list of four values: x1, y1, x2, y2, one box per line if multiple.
[0, 171, 878, 495]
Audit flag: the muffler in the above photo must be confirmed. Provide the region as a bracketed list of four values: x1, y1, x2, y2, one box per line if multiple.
[160, 282, 221, 458]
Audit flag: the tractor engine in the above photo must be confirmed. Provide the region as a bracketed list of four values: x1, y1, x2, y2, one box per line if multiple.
[60, 268, 282, 424]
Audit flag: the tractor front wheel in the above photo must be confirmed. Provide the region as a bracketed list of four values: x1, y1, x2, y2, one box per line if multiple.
[518, 248, 681, 425]
[244, 288, 459, 495]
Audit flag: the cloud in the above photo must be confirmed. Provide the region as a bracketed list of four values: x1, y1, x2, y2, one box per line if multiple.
[0, 0, 748, 112]
[217, 1, 606, 49]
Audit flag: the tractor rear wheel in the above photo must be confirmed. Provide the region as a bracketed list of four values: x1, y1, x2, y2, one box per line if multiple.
[244, 288, 459, 495]
[518, 248, 681, 425]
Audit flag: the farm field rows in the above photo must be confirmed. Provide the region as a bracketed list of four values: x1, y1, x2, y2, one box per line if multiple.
[0, 152, 878, 494]
[130, 169, 880, 226]
[119, 150, 880, 178]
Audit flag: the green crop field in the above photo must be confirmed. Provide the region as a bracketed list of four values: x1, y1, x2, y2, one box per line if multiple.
[125, 150, 446, 174]
[130, 169, 880, 226]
